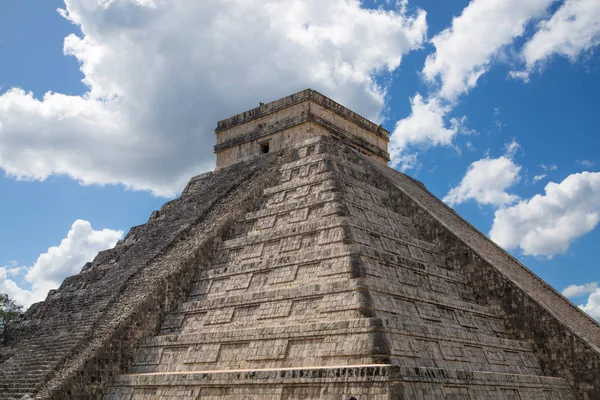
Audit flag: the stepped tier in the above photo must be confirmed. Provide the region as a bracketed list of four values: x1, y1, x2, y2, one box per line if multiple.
[106, 365, 573, 400]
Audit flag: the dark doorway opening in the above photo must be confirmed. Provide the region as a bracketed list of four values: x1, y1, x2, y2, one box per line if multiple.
[260, 142, 270, 154]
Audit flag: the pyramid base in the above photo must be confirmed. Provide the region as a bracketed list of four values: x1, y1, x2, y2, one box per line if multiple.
[104, 365, 574, 399]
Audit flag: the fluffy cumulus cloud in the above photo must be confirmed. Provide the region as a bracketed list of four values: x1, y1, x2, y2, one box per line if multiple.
[0, 268, 33, 310]
[422, 0, 555, 101]
[443, 155, 521, 207]
[0, 220, 122, 308]
[490, 172, 600, 257]
[389, 0, 554, 167]
[562, 282, 598, 298]
[390, 94, 458, 169]
[563, 282, 600, 322]
[580, 288, 600, 321]
[516, 0, 600, 79]
[0, 0, 427, 197]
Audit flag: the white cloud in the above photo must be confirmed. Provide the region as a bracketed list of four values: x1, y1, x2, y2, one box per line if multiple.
[562, 281, 598, 298]
[390, 94, 458, 169]
[392, 152, 420, 172]
[580, 288, 600, 321]
[0, 0, 427, 197]
[443, 155, 521, 207]
[422, 0, 555, 101]
[490, 171, 600, 257]
[533, 174, 547, 183]
[517, 0, 600, 78]
[389, 0, 553, 168]
[504, 139, 521, 157]
[577, 159, 596, 168]
[0, 220, 122, 308]
[0, 268, 36, 311]
[540, 163, 558, 171]
[8, 268, 24, 277]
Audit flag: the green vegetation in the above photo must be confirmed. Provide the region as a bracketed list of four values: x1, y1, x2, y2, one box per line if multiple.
[0, 293, 23, 330]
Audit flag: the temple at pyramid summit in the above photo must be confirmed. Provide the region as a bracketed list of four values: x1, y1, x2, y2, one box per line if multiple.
[2, 89, 600, 399]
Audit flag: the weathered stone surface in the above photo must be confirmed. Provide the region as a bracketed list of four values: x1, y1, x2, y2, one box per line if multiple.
[1, 91, 599, 399]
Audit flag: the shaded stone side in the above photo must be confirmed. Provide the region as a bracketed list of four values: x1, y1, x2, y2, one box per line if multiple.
[0, 151, 291, 400]
[360, 147, 600, 399]
[463, 254, 600, 399]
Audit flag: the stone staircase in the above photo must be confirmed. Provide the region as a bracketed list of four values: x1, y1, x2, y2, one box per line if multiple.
[0, 325, 92, 399]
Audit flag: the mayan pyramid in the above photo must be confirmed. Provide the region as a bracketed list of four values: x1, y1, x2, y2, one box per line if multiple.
[1, 89, 599, 399]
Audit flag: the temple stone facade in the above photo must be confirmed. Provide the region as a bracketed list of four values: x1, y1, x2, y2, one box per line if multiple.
[214, 89, 389, 168]
[1, 90, 599, 399]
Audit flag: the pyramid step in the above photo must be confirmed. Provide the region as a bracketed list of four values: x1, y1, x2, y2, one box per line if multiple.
[103, 365, 574, 400]
[348, 219, 439, 255]
[178, 279, 358, 314]
[262, 168, 334, 197]
[215, 216, 347, 257]
[162, 277, 503, 336]
[132, 318, 542, 376]
[278, 151, 330, 172]
[132, 318, 382, 373]
[366, 279, 498, 315]
[241, 190, 342, 223]
[195, 248, 473, 302]
[365, 276, 483, 308]
[358, 245, 465, 280]
[207, 239, 355, 273]
[182, 277, 487, 315]
[148, 318, 526, 350]
[235, 199, 421, 253]
[217, 206, 442, 272]
[145, 318, 379, 346]
[204, 243, 471, 292]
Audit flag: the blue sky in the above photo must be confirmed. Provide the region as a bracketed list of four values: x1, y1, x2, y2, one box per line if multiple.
[0, 0, 598, 318]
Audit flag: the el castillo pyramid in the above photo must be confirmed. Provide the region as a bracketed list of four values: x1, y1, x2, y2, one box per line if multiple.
[1, 89, 599, 399]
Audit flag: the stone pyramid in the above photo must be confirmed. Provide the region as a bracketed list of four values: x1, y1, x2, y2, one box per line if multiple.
[1, 90, 599, 400]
